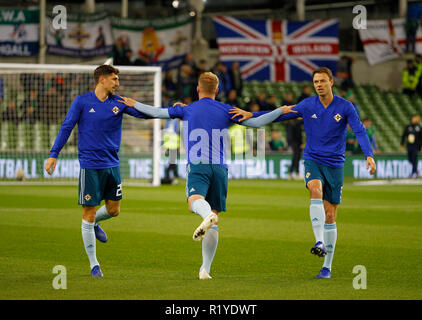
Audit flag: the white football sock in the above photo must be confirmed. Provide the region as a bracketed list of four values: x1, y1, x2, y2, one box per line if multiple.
[95, 205, 112, 225]
[191, 198, 213, 220]
[200, 225, 218, 274]
[323, 223, 337, 270]
[310, 199, 325, 243]
[81, 220, 99, 270]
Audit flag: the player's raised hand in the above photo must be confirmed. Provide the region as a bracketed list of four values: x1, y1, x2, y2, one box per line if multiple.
[366, 156, 376, 175]
[229, 107, 253, 122]
[45, 157, 57, 175]
[117, 96, 136, 107]
[279, 104, 297, 114]
[173, 102, 187, 107]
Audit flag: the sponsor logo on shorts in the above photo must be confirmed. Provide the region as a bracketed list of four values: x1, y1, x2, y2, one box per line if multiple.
[84, 194, 92, 201]
[306, 172, 311, 179]
[189, 188, 196, 193]
[112, 106, 120, 115]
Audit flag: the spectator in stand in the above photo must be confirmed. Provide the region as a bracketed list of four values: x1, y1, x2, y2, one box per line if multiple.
[177, 64, 196, 101]
[282, 91, 303, 179]
[21, 89, 38, 124]
[20, 73, 40, 94]
[268, 129, 285, 152]
[226, 89, 239, 107]
[118, 48, 135, 66]
[256, 92, 268, 110]
[249, 101, 260, 113]
[406, 1, 422, 53]
[401, 114, 422, 178]
[163, 71, 177, 97]
[297, 85, 312, 102]
[285, 118, 303, 180]
[1, 100, 19, 124]
[229, 61, 243, 96]
[196, 59, 208, 77]
[340, 89, 360, 117]
[346, 93, 360, 118]
[336, 55, 356, 91]
[402, 59, 421, 96]
[111, 35, 131, 65]
[215, 62, 232, 100]
[182, 53, 197, 71]
[355, 118, 378, 154]
[282, 91, 295, 107]
[162, 93, 173, 109]
[266, 95, 278, 110]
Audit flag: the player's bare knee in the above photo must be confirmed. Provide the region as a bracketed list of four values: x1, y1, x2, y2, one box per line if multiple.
[105, 204, 120, 217]
[108, 207, 120, 217]
[82, 206, 96, 222]
[110, 209, 120, 217]
[307, 180, 323, 199]
[309, 188, 322, 199]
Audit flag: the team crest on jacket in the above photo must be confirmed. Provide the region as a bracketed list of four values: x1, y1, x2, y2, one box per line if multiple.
[112, 106, 120, 115]
[334, 113, 342, 122]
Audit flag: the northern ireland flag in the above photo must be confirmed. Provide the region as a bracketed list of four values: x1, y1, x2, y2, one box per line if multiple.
[213, 16, 339, 81]
[358, 18, 419, 65]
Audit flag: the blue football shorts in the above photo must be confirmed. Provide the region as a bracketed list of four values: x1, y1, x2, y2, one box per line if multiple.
[185, 163, 228, 212]
[304, 159, 344, 204]
[78, 167, 122, 206]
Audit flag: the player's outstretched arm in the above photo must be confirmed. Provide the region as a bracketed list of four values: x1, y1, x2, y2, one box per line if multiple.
[230, 105, 297, 128]
[118, 96, 170, 119]
[45, 157, 57, 175]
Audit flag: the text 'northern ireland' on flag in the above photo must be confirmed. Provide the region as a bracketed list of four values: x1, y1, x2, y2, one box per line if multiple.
[213, 16, 339, 81]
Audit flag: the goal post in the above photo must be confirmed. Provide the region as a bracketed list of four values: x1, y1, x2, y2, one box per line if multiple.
[0, 63, 162, 186]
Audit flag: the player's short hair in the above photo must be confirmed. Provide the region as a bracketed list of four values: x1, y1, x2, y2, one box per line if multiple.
[94, 65, 119, 84]
[198, 72, 219, 95]
[312, 67, 333, 81]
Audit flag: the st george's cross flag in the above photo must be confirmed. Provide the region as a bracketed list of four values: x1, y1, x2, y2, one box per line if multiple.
[358, 18, 422, 65]
[212, 16, 339, 81]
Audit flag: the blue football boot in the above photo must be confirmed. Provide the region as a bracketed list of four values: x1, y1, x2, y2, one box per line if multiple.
[91, 265, 103, 277]
[94, 224, 108, 243]
[315, 267, 331, 279]
[310, 241, 327, 257]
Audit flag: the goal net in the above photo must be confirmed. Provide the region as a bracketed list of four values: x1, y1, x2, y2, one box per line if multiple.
[0, 63, 162, 186]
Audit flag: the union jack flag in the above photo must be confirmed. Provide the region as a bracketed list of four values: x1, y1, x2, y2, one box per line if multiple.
[213, 16, 339, 81]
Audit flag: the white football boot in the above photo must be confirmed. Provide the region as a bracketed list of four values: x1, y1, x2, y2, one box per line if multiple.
[199, 268, 212, 280]
[193, 212, 218, 241]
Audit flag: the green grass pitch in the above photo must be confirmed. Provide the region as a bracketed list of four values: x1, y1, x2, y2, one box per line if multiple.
[0, 179, 421, 300]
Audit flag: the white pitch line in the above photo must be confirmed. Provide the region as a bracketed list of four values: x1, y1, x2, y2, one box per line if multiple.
[353, 179, 422, 186]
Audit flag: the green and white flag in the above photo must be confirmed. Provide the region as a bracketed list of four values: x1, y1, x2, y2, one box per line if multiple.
[0, 9, 39, 56]
[111, 14, 193, 69]
[46, 12, 113, 57]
